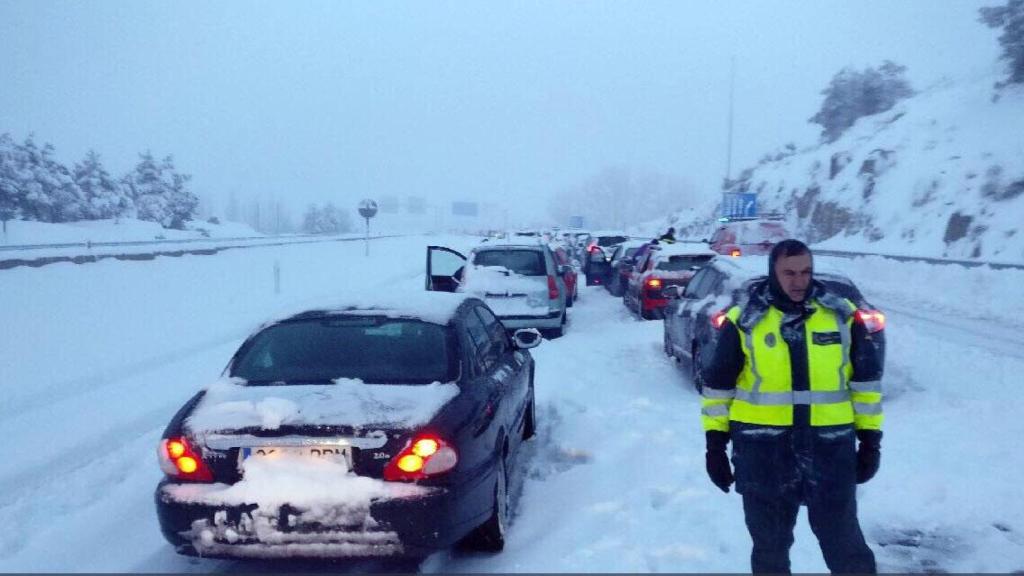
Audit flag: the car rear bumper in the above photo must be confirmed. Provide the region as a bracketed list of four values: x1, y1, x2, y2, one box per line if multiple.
[155, 480, 486, 559]
[498, 309, 563, 330]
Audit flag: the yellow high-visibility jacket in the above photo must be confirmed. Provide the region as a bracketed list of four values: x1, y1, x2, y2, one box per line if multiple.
[701, 296, 883, 432]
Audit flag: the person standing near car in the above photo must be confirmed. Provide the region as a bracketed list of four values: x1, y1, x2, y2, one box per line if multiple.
[700, 239, 884, 574]
[658, 227, 676, 243]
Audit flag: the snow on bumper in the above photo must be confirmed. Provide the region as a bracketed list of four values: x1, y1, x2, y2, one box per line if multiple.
[155, 480, 454, 559]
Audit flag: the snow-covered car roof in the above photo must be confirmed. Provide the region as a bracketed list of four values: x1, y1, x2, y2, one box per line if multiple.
[588, 229, 630, 238]
[710, 255, 861, 297]
[472, 242, 546, 251]
[270, 292, 478, 327]
[653, 243, 717, 258]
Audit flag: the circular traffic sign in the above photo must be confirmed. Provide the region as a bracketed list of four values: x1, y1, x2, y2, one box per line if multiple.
[358, 198, 378, 218]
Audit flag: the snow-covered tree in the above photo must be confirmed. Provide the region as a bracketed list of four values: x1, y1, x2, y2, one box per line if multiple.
[74, 150, 133, 220]
[809, 61, 914, 143]
[301, 202, 353, 234]
[122, 152, 197, 229]
[980, 0, 1024, 85]
[13, 137, 89, 223]
[0, 134, 23, 234]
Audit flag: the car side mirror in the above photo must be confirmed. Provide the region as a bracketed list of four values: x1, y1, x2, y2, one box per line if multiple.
[512, 328, 542, 349]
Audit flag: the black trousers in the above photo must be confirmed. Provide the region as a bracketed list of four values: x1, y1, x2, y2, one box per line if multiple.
[742, 491, 876, 574]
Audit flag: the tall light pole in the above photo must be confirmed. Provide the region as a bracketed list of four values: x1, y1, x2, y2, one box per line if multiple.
[725, 55, 736, 188]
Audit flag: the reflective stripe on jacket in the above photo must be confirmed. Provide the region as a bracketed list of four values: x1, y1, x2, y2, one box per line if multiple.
[701, 297, 884, 431]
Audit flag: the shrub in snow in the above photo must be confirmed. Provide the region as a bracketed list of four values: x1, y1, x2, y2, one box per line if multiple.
[980, 0, 1024, 86]
[809, 61, 914, 143]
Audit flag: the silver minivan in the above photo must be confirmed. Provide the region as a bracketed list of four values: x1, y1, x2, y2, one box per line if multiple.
[426, 243, 570, 338]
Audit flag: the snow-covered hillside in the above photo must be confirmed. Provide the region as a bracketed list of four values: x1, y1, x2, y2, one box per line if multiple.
[666, 72, 1024, 263]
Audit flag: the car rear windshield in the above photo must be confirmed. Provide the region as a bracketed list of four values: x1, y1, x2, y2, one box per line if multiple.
[230, 317, 454, 385]
[473, 249, 546, 276]
[597, 235, 628, 247]
[657, 255, 714, 271]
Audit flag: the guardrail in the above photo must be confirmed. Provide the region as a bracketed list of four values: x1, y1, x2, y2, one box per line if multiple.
[672, 239, 1024, 271]
[0, 234, 399, 271]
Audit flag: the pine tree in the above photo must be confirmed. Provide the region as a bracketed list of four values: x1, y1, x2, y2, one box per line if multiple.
[809, 61, 914, 142]
[74, 150, 133, 220]
[302, 204, 323, 233]
[980, 0, 1024, 85]
[0, 134, 23, 234]
[123, 151, 198, 229]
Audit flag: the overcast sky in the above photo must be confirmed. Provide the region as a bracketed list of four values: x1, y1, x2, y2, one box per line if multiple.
[0, 1, 1001, 226]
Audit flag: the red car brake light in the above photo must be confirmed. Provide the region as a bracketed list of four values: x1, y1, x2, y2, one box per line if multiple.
[159, 436, 214, 482]
[729, 248, 741, 257]
[384, 433, 458, 481]
[854, 309, 886, 333]
[547, 275, 560, 299]
[711, 310, 729, 329]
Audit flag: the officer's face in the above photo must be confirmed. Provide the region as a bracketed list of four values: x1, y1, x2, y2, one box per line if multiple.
[774, 252, 813, 302]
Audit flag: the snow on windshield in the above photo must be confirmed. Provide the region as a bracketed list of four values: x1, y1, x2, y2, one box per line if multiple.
[186, 377, 460, 433]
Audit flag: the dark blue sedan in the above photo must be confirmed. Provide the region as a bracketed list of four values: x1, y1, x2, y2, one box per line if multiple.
[155, 293, 540, 560]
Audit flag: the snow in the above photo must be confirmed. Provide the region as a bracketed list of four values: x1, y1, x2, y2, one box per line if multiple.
[163, 456, 432, 508]
[258, 291, 477, 328]
[187, 378, 460, 433]
[1, 225, 1023, 572]
[654, 243, 717, 257]
[0, 217, 263, 245]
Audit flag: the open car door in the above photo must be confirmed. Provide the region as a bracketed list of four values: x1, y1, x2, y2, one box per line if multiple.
[426, 246, 467, 292]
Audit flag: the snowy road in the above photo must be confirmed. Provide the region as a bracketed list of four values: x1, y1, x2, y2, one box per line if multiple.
[2, 236, 1022, 573]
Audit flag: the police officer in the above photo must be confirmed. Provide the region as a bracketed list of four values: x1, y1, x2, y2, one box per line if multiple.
[701, 239, 884, 574]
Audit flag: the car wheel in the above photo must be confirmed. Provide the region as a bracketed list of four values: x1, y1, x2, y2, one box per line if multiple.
[465, 454, 509, 552]
[566, 291, 574, 308]
[691, 343, 705, 394]
[640, 307, 653, 321]
[663, 330, 677, 360]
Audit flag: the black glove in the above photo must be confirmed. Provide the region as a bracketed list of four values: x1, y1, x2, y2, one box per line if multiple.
[856, 430, 882, 484]
[705, 431, 734, 493]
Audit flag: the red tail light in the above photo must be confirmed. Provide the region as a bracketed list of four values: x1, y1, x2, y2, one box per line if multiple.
[384, 433, 458, 481]
[729, 248, 741, 257]
[159, 436, 214, 482]
[645, 278, 663, 289]
[711, 310, 729, 329]
[588, 244, 600, 253]
[854, 309, 886, 333]
[547, 275, 560, 299]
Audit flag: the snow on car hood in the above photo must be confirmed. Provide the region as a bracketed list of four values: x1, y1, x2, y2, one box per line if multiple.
[185, 377, 460, 434]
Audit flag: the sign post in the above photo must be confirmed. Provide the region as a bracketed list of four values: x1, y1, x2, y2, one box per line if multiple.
[358, 199, 378, 256]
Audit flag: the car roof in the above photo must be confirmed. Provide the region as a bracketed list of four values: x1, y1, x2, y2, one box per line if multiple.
[473, 242, 548, 252]
[709, 255, 865, 302]
[275, 292, 480, 327]
[653, 243, 717, 257]
[588, 229, 629, 237]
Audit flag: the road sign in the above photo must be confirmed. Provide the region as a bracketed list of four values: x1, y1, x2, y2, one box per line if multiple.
[358, 199, 378, 219]
[721, 193, 757, 219]
[451, 201, 478, 217]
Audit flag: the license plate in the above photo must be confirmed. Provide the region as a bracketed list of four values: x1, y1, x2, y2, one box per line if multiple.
[239, 446, 351, 465]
